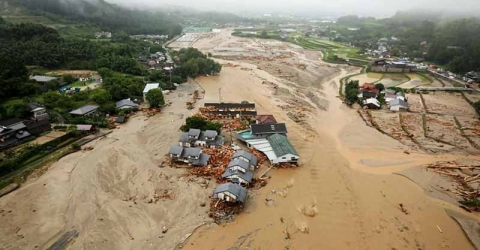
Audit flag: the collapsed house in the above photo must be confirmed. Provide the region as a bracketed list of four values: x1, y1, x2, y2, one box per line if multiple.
[179, 129, 225, 148]
[168, 145, 210, 166]
[202, 102, 257, 118]
[213, 183, 248, 204]
[222, 168, 254, 185]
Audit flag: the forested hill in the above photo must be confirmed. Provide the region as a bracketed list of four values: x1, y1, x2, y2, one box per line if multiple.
[336, 12, 480, 73]
[2, 0, 182, 36]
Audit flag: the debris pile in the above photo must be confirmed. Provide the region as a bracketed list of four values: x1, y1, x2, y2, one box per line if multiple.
[209, 200, 244, 224]
[425, 161, 480, 206]
[187, 146, 236, 182]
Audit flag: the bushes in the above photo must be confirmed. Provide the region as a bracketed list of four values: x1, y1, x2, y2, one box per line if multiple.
[145, 89, 165, 108]
[181, 116, 222, 133]
[345, 80, 360, 105]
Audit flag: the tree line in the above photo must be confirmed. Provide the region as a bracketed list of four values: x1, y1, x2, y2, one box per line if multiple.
[335, 12, 480, 73]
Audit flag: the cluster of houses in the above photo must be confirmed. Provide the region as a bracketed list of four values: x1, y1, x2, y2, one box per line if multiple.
[370, 58, 426, 73]
[0, 103, 52, 150]
[168, 128, 225, 166]
[213, 150, 259, 204]
[359, 83, 409, 111]
[167, 126, 258, 204]
[138, 51, 175, 72]
[236, 114, 300, 165]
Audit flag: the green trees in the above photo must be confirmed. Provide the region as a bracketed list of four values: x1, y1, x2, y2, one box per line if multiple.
[62, 75, 76, 84]
[172, 48, 222, 79]
[181, 116, 222, 133]
[145, 89, 165, 108]
[345, 80, 360, 105]
[375, 83, 385, 92]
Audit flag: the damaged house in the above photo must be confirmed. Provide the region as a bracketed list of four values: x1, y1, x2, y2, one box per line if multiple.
[231, 150, 258, 171]
[213, 183, 248, 204]
[168, 145, 210, 166]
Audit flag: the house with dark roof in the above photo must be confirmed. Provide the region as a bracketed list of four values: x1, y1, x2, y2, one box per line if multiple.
[267, 134, 299, 164]
[116, 99, 139, 110]
[213, 183, 248, 204]
[69, 105, 100, 117]
[227, 158, 252, 173]
[250, 123, 287, 138]
[256, 115, 277, 125]
[222, 168, 254, 185]
[27, 102, 49, 121]
[0, 118, 31, 149]
[168, 145, 210, 166]
[179, 129, 224, 148]
[25, 119, 51, 135]
[231, 150, 258, 170]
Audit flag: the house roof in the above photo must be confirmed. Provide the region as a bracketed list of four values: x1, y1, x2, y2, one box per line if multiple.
[213, 183, 248, 203]
[27, 102, 44, 111]
[204, 130, 218, 138]
[191, 153, 210, 166]
[116, 99, 139, 109]
[188, 128, 201, 137]
[76, 124, 93, 131]
[203, 110, 258, 117]
[179, 132, 189, 143]
[183, 147, 202, 157]
[251, 123, 287, 135]
[222, 169, 254, 183]
[256, 115, 277, 124]
[69, 105, 99, 115]
[364, 98, 380, 107]
[204, 102, 255, 109]
[0, 118, 24, 127]
[362, 91, 378, 98]
[267, 134, 299, 157]
[227, 158, 251, 171]
[389, 99, 408, 108]
[15, 131, 31, 139]
[30, 75, 57, 83]
[232, 150, 258, 166]
[169, 145, 184, 155]
[143, 83, 160, 94]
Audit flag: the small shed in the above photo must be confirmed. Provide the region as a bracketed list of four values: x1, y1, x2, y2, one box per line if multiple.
[115, 116, 126, 124]
[76, 124, 93, 131]
[389, 99, 408, 112]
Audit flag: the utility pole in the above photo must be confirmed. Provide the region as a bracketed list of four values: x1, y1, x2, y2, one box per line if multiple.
[218, 87, 222, 103]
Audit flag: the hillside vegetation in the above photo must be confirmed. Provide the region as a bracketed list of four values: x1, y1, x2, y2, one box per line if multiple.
[1, 0, 182, 36]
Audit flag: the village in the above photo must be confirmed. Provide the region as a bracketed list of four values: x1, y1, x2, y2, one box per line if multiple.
[2, 27, 480, 250]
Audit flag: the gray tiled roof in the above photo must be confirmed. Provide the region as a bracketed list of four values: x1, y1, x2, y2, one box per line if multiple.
[69, 105, 100, 115]
[179, 133, 189, 143]
[213, 183, 248, 203]
[30, 75, 57, 83]
[116, 99, 139, 109]
[232, 150, 258, 166]
[191, 153, 210, 166]
[183, 147, 202, 157]
[169, 145, 184, 155]
[188, 129, 201, 137]
[227, 158, 250, 171]
[204, 130, 218, 138]
[389, 99, 408, 108]
[251, 123, 287, 135]
[222, 169, 254, 183]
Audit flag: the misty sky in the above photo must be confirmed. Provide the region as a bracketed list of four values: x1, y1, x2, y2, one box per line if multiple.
[107, 0, 480, 17]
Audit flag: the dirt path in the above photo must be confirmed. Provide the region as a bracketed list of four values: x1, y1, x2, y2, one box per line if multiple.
[182, 30, 479, 250]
